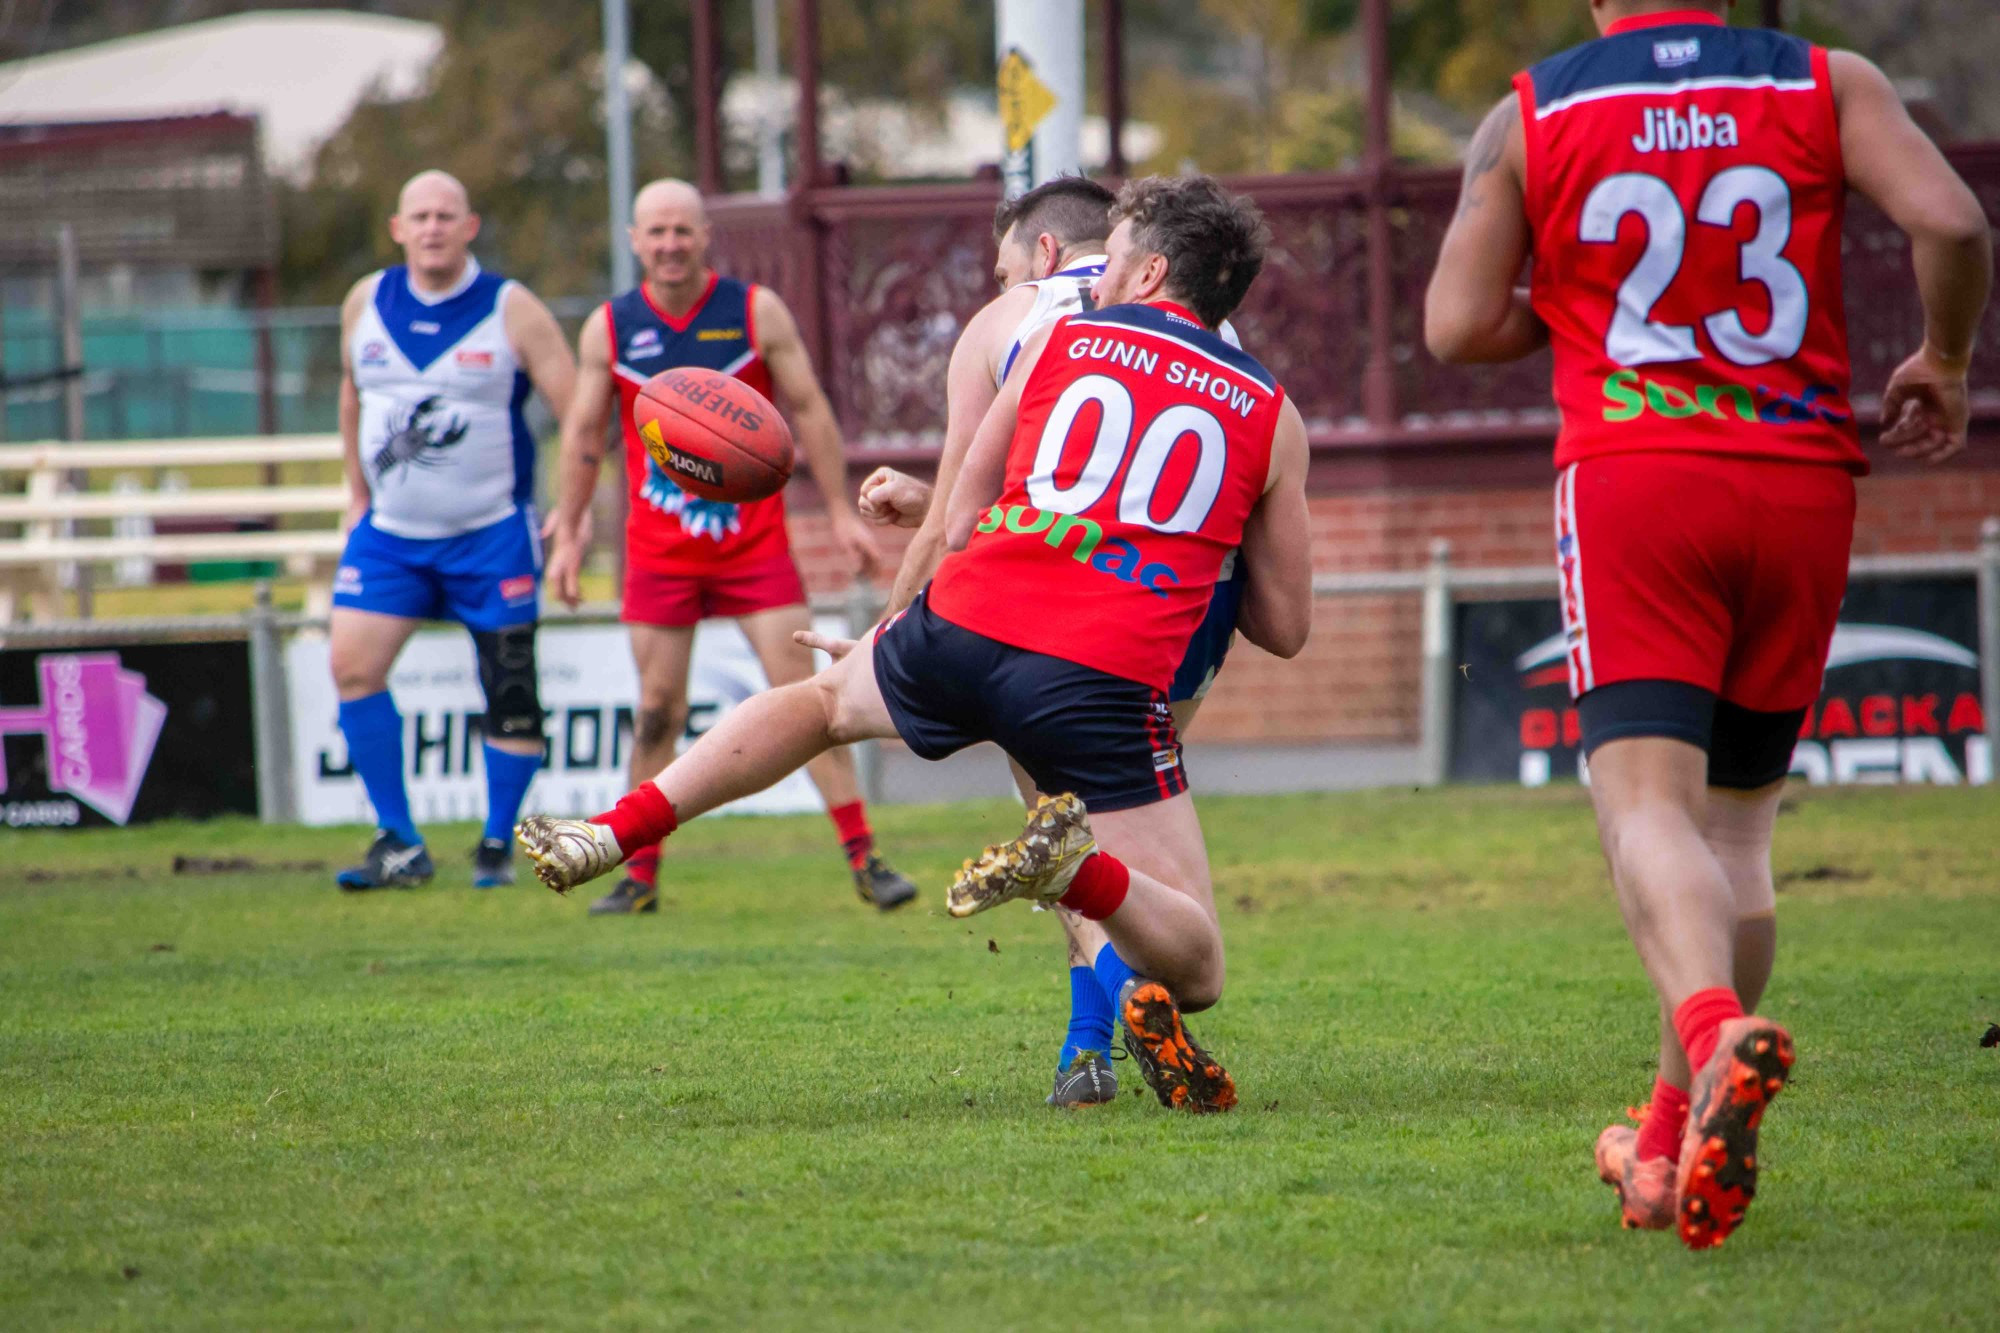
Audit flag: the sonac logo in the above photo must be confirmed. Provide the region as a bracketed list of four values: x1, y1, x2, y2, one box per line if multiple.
[973, 503, 1181, 598]
[1601, 370, 1851, 427]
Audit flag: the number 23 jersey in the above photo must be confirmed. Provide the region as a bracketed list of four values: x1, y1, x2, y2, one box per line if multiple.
[928, 300, 1284, 693]
[1517, 10, 1864, 472]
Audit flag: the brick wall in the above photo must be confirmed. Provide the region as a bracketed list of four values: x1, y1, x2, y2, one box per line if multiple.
[778, 457, 2000, 745]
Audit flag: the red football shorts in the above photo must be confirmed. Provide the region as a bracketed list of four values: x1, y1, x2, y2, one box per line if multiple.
[1554, 454, 1855, 713]
[621, 549, 808, 628]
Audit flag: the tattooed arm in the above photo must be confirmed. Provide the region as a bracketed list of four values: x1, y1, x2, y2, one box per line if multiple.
[1423, 96, 1546, 364]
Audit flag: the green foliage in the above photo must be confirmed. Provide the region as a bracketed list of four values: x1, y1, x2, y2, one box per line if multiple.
[3, 788, 1996, 1327]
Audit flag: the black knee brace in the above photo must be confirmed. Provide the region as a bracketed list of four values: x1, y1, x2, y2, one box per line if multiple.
[473, 625, 545, 740]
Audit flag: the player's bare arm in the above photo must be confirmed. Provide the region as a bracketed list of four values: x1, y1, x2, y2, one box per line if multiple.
[1424, 96, 1548, 365]
[545, 307, 615, 609]
[943, 323, 1051, 552]
[753, 286, 882, 575]
[503, 285, 579, 434]
[1233, 397, 1312, 659]
[885, 285, 1042, 611]
[1831, 51, 1993, 462]
[336, 277, 376, 534]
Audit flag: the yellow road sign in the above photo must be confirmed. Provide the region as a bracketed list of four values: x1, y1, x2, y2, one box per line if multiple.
[998, 48, 1058, 155]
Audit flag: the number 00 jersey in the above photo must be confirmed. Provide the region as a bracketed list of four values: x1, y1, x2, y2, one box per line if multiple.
[928, 300, 1284, 692]
[1517, 10, 1865, 472]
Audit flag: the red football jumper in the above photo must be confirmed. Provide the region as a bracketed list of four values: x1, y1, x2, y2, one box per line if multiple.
[608, 274, 790, 575]
[928, 300, 1284, 693]
[1517, 9, 1865, 474]
[1517, 12, 1860, 709]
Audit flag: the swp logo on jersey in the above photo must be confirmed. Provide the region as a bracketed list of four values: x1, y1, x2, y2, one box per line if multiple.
[0, 653, 167, 825]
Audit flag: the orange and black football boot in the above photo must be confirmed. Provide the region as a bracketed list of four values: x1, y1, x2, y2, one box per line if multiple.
[1676, 1016, 1794, 1250]
[1595, 1111, 1677, 1231]
[1118, 980, 1236, 1115]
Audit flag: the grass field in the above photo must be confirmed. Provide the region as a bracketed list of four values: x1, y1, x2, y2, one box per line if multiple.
[4, 787, 1997, 1330]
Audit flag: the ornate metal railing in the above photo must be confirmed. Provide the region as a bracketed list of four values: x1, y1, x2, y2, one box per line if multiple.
[709, 146, 2000, 452]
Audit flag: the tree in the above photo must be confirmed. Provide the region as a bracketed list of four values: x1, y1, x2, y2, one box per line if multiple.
[278, 0, 684, 303]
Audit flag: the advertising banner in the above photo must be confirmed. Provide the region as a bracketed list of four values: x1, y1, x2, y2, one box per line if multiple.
[1452, 578, 1990, 788]
[287, 619, 846, 827]
[0, 640, 257, 828]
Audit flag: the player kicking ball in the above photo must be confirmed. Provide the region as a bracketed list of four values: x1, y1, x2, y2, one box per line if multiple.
[859, 176, 1251, 1109]
[1426, 1, 1989, 1246]
[518, 174, 1315, 1113]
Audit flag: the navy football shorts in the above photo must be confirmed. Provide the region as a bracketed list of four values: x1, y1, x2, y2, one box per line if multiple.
[873, 593, 1189, 813]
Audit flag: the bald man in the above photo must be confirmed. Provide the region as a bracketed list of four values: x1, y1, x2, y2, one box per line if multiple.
[545, 179, 914, 914]
[330, 170, 577, 892]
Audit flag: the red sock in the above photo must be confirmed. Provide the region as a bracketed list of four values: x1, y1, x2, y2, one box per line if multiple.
[1673, 987, 1745, 1073]
[1058, 852, 1130, 921]
[828, 800, 874, 870]
[592, 783, 677, 859]
[1636, 1076, 1691, 1163]
[625, 844, 661, 887]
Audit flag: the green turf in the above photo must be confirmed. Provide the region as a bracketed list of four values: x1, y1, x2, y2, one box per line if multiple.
[3, 787, 1996, 1330]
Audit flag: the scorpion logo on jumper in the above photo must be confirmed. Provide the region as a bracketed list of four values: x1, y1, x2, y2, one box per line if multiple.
[372, 395, 470, 482]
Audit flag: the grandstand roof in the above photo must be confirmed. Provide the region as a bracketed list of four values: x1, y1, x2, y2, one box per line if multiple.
[0, 10, 442, 179]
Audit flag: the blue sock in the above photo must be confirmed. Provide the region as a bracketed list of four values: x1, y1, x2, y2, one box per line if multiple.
[1093, 942, 1142, 1016]
[338, 691, 419, 844]
[481, 743, 541, 842]
[1059, 965, 1116, 1071]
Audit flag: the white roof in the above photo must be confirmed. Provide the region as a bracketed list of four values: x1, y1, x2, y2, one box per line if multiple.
[0, 10, 442, 178]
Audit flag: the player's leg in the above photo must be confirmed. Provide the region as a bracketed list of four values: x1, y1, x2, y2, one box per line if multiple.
[1047, 593, 1231, 1104]
[1584, 731, 1735, 1229]
[440, 509, 550, 888]
[1665, 464, 1849, 1249]
[517, 622, 902, 891]
[331, 608, 426, 865]
[1036, 790, 1236, 1113]
[328, 517, 439, 889]
[736, 598, 916, 910]
[943, 638, 1235, 1111]
[1587, 737, 1738, 1008]
[1560, 457, 1772, 1230]
[1048, 909, 1120, 1106]
[587, 621, 694, 913]
[1632, 784, 1781, 1170]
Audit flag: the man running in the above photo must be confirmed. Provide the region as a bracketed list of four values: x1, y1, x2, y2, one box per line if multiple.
[544, 181, 913, 916]
[331, 169, 576, 891]
[519, 174, 1314, 1114]
[859, 176, 1251, 1107]
[1425, 0, 1989, 1247]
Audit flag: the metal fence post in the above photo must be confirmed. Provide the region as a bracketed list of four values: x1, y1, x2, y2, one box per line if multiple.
[1980, 516, 2000, 784]
[843, 577, 883, 803]
[1419, 538, 1455, 787]
[247, 581, 297, 824]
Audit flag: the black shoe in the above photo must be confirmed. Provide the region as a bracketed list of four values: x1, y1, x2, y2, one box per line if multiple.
[588, 876, 658, 914]
[471, 836, 514, 889]
[853, 853, 918, 911]
[335, 830, 434, 892]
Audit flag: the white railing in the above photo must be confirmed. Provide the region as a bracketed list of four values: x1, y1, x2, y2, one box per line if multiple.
[0, 435, 348, 622]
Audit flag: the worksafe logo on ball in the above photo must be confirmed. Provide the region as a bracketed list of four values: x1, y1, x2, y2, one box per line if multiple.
[0, 653, 167, 825]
